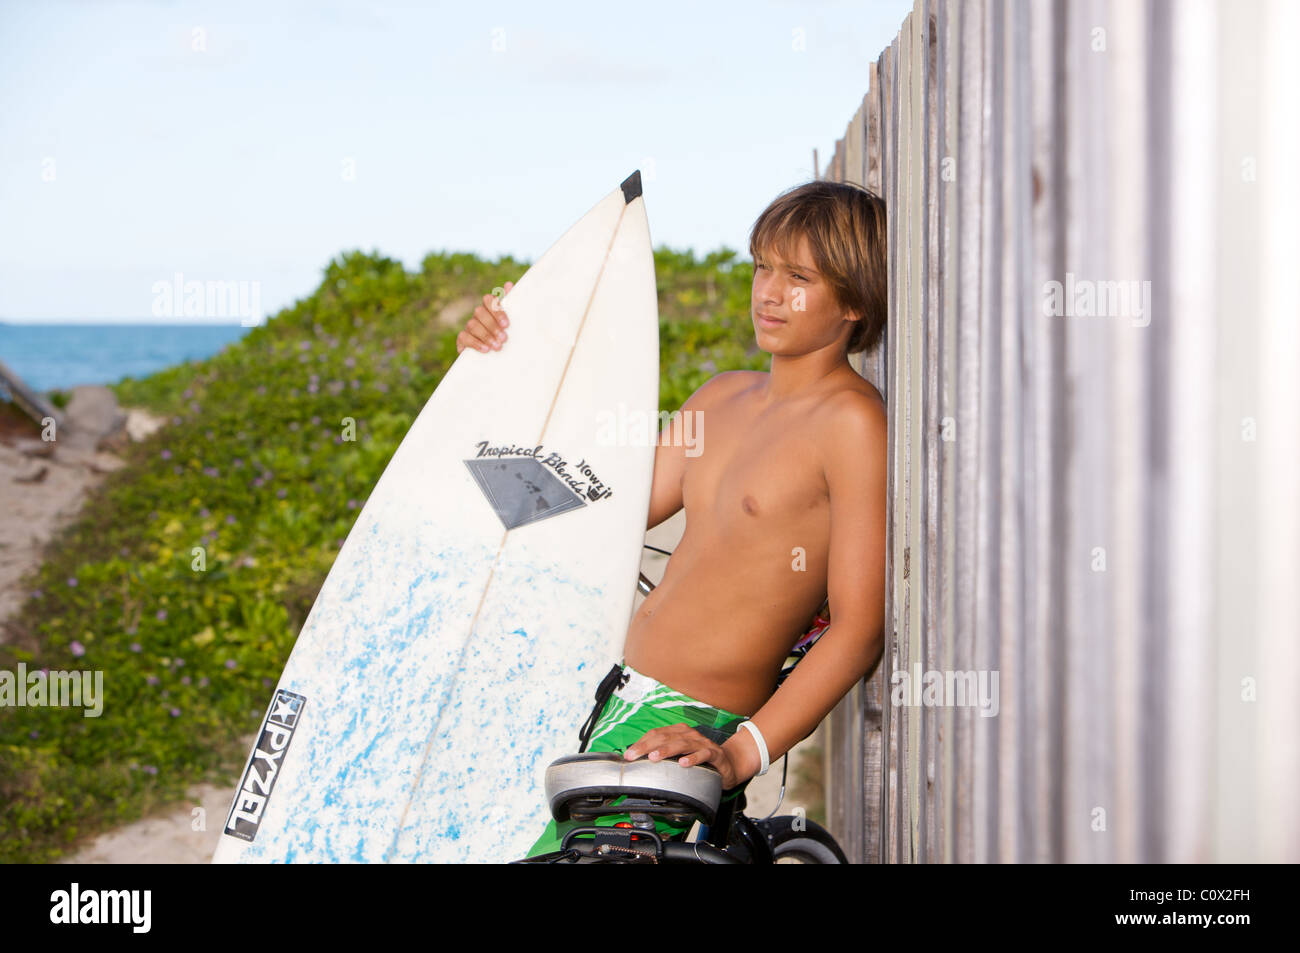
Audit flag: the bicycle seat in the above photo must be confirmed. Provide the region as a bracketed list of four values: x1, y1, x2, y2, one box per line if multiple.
[544, 752, 724, 826]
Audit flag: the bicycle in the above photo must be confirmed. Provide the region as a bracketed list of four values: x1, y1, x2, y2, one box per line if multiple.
[511, 545, 848, 864]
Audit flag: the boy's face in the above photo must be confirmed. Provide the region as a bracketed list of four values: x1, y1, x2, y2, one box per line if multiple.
[751, 233, 858, 356]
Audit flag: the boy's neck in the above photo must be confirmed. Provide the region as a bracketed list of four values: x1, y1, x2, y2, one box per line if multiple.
[760, 347, 854, 404]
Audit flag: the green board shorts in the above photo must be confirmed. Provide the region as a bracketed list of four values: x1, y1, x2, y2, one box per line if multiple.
[524, 662, 751, 858]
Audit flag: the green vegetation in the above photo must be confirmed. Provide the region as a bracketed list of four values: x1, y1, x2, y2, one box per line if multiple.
[0, 245, 764, 862]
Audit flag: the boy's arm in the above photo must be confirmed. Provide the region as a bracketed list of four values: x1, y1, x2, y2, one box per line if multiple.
[645, 408, 688, 531]
[721, 390, 888, 780]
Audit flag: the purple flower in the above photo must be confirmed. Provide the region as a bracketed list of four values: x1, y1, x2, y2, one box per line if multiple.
[252, 477, 263, 488]
[130, 642, 142, 653]
[204, 467, 220, 478]
[170, 707, 181, 717]
[256, 386, 267, 396]
[189, 401, 200, 413]
[144, 765, 158, 775]
[233, 458, 243, 468]
[347, 499, 358, 509]
[156, 609, 168, 621]
[276, 488, 287, 499]
[225, 659, 237, 669]
[173, 465, 183, 475]
[198, 676, 210, 688]
[289, 421, 300, 430]
[310, 416, 321, 426]
[67, 576, 78, 587]
[70, 640, 85, 657]
[299, 340, 311, 351]
[29, 729, 39, 739]
[161, 449, 172, 460]
[262, 677, 273, 688]
[147, 675, 160, 686]
[172, 416, 182, 426]
[350, 379, 360, 389]
[344, 357, 356, 369]
[205, 431, 215, 441]
[174, 657, 185, 668]
[199, 508, 210, 518]
[183, 388, 193, 399]
[30, 588, 42, 599]
[181, 675, 191, 685]
[226, 514, 236, 525]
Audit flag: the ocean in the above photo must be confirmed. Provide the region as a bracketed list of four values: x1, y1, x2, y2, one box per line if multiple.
[0, 323, 250, 393]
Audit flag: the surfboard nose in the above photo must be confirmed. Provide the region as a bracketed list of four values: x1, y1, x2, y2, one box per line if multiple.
[620, 170, 642, 203]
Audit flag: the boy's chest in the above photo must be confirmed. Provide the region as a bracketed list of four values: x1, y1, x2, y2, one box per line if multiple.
[681, 398, 829, 529]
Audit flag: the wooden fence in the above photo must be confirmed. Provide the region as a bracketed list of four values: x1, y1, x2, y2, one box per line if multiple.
[821, 0, 1299, 863]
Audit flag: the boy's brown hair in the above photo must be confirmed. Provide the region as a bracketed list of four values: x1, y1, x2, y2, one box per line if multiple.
[748, 180, 887, 356]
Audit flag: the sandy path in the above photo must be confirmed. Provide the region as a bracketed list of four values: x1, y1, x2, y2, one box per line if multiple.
[61, 783, 233, 864]
[0, 393, 164, 644]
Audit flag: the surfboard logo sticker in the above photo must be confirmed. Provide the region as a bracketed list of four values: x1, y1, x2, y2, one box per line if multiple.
[466, 440, 614, 530]
[223, 689, 307, 843]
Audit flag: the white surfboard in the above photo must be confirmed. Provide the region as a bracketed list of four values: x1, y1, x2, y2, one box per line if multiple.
[213, 171, 658, 863]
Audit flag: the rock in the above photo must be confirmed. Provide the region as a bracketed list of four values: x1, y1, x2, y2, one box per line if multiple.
[54, 446, 125, 474]
[61, 386, 127, 452]
[13, 465, 48, 484]
[14, 437, 56, 458]
[125, 408, 166, 442]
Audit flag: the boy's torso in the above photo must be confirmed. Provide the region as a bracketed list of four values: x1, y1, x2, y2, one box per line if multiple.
[623, 368, 883, 716]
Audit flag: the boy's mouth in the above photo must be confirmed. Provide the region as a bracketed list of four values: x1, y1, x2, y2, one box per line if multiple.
[756, 312, 786, 327]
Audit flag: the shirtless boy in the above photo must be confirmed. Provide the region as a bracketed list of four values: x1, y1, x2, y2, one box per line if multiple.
[457, 181, 888, 856]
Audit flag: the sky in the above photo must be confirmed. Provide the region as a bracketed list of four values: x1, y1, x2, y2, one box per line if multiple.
[0, 0, 914, 323]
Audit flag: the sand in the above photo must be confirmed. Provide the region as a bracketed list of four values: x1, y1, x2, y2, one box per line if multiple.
[0, 387, 163, 645]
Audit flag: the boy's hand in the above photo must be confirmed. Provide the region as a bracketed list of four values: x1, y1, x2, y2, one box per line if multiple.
[456, 280, 515, 354]
[624, 723, 752, 790]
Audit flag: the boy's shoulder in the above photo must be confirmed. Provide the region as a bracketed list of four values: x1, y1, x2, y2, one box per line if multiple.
[827, 377, 885, 415]
[814, 378, 887, 467]
[683, 369, 764, 408]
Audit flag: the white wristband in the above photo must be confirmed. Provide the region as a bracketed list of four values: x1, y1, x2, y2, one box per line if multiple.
[738, 720, 770, 777]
